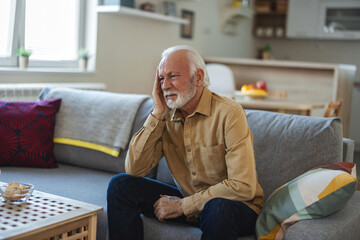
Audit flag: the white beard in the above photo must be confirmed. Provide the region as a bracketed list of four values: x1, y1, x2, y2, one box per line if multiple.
[164, 79, 196, 109]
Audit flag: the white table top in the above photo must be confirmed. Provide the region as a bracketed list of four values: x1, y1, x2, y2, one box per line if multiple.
[0, 182, 102, 239]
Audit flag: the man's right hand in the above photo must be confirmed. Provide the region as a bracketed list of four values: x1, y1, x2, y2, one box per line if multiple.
[152, 69, 170, 120]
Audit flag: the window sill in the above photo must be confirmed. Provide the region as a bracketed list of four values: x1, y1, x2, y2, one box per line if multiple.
[0, 67, 95, 75]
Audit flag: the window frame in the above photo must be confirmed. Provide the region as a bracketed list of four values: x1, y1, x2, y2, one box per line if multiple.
[0, 0, 18, 67]
[0, 0, 86, 68]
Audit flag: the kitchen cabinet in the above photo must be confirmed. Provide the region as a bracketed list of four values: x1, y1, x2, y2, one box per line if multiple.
[319, 1, 360, 40]
[286, 0, 319, 38]
[286, 0, 360, 40]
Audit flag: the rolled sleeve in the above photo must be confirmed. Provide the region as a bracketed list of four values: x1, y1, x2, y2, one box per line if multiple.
[125, 113, 166, 176]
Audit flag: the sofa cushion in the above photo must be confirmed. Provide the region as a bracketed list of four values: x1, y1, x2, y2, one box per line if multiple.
[39, 88, 155, 175]
[39, 88, 150, 157]
[245, 110, 343, 199]
[283, 191, 360, 240]
[255, 162, 357, 240]
[0, 99, 61, 168]
[53, 98, 154, 175]
[142, 215, 256, 240]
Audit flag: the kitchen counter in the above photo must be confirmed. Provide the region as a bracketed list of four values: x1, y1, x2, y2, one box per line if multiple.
[235, 94, 325, 116]
[235, 90, 325, 116]
[204, 57, 357, 136]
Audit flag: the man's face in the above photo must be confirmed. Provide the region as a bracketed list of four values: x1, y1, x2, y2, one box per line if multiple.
[158, 51, 196, 109]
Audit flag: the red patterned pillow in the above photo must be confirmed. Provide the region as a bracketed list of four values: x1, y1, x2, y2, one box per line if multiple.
[0, 99, 61, 168]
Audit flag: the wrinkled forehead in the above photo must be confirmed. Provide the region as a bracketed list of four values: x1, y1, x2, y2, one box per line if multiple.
[158, 50, 190, 74]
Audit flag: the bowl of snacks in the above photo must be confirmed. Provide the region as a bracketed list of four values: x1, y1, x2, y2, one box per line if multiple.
[0, 182, 34, 204]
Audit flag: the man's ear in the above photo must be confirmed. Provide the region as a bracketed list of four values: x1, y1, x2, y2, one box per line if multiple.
[195, 69, 204, 87]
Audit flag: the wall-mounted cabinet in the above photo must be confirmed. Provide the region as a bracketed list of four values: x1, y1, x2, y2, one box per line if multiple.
[286, 0, 318, 38]
[253, 0, 288, 38]
[255, 0, 360, 40]
[287, 0, 360, 40]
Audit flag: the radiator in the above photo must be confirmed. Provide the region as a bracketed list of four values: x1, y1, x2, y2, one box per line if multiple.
[0, 82, 106, 101]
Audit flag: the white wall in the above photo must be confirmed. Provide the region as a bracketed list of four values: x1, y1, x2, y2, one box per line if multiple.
[94, 0, 256, 94]
[199, 0, 255, 58]
[0, 0, 254, 95]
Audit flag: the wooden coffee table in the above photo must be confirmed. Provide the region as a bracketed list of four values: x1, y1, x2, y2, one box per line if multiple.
[0, 184, 103, 240]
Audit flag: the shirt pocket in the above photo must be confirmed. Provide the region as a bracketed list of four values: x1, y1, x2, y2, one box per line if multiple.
[199, 144, 227, 181]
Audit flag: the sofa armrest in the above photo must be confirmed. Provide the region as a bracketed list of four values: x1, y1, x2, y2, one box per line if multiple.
[284, 191, 360, 240]
[343, 138, 355, 163]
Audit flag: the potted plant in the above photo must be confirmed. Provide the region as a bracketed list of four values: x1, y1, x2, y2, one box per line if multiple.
[78, 48, 90, 70]
[262, 43, 272, 60]
[17, 48, 32, 68]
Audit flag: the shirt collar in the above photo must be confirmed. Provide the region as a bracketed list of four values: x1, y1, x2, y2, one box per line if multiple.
[170, 109, 183, 122]
[170, 87, 212, 122]
[193, 87, 212, 117]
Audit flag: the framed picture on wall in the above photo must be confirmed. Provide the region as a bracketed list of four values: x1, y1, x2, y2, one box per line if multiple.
[181, 10, 194, 39]
[163, 2, 176, 17]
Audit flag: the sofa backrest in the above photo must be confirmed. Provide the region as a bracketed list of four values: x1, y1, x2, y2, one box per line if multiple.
[156, 110, 344, 200]
[246, 110, 343, 199]
[40, 88, 154, 174]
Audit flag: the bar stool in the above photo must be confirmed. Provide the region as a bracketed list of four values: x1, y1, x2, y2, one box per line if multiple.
[324, 99, 343, 117]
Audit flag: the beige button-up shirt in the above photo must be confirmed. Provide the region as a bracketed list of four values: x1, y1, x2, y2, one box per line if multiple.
[125, 87, 264, 217]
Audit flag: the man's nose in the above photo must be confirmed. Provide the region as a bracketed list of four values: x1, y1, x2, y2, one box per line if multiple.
[162, 77, 172, 90]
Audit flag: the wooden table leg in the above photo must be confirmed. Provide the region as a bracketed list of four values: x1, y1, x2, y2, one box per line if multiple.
[88, 215, 98, 240]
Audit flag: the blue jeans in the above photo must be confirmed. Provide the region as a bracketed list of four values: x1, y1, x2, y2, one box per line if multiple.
[107, 173, 258, 240]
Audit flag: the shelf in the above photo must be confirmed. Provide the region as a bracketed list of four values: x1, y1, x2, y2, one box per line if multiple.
[225, 7, 253, 19]
[255, 12, 286, 15]
[253, 9, 287, 38]
[97, 5, 189, 24]
[221, 7, 254, 35]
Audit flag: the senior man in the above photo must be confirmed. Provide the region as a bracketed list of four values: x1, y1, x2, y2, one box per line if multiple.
[107, 45, 264, 240]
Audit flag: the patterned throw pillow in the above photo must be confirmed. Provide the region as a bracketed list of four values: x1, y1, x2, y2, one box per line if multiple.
[256, 162, 357, 240]
[0, 99, 61, 168]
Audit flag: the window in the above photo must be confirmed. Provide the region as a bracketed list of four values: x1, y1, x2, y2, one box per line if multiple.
[0, 0, 85, 68]
[0, 0, 14, 58]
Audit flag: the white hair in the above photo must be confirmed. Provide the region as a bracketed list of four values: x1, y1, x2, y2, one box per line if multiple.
[161, 45, 210, 87]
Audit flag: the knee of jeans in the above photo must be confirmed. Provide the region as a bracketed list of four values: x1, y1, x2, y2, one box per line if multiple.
[107, 173, 130, 195]
[203, 198, 232, 217]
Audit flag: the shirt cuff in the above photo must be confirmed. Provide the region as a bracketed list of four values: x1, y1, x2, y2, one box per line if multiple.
[181, 195, 200, 217]
[144, 113, 166, 133]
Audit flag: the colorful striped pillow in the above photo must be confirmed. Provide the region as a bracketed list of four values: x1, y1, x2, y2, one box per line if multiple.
[256, 162, 357, 240]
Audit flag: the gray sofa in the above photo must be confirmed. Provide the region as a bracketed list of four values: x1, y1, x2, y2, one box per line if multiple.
[1, 89, 359, 240]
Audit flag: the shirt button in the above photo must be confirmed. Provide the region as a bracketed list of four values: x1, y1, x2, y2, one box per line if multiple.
[186, 148, 191, 152]
[150, 122, 155, 127]
[191, 172, 196, 176]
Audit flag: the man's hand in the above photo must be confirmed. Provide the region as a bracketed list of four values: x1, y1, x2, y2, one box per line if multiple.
[153, 194, 183, 222]
[152, 69, 170, 120]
